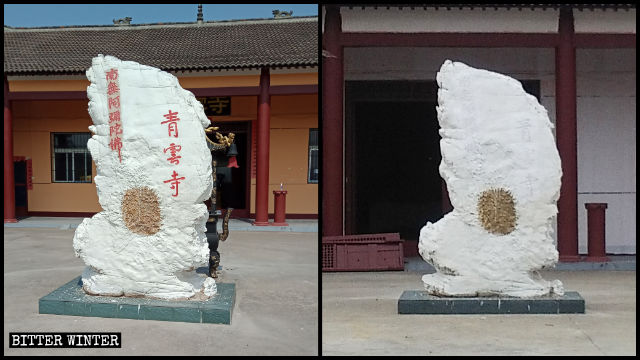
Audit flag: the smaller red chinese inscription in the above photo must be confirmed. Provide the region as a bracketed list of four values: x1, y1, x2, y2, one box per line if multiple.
[109, 137, 123, 155]
[108, 111, 120, 124]
[106, 68, 122, 162]
[107, 81, 120, 96]
[106, 69, 118, 81]
[108, 97, 120, 109]
[109, 123, 123, 137]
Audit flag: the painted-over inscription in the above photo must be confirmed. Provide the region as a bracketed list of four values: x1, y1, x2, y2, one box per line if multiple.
[418, 60, 564, 298]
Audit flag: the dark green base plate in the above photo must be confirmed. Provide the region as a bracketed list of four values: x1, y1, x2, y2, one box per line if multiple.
[39, 276, 235, 324]
[398, 291, 585, 314]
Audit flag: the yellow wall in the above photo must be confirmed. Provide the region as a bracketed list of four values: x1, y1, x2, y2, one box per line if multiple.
[255, 95, 318, 215]
[10, 75, 318, 216]
[11, 100, 101, 212]
[249, 126, 319, 215]
[9, 79, 89, 92]
[9, 72, 317, 92]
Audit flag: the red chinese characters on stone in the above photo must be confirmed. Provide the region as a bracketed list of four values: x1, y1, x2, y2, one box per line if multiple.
[161, 110, 180, 138]
[107, 81, 120, 96]
[106, 68, 122, 162]
[163, 143, 182, 165]
[108, 97, 120, 109]
[106, 69, 118, 81]
[109, 137, 123, 158]
[109, 111, 120, 124]
[163, 170, 186, 197]
[160, 110, 185, 196]
[110, 123, 123, 137]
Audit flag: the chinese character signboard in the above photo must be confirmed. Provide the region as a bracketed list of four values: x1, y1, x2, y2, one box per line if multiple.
[197, 97, 231, 116]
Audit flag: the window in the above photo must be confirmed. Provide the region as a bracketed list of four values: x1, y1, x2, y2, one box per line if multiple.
[51, 133, 92, 183]
[308, 128, 319, 183]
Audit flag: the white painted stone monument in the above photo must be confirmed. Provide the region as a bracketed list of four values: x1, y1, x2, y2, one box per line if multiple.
[73, 55, 216, 300]
[418, 60, 564, 298]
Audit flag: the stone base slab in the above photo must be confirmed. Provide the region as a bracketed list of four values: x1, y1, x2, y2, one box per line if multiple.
[398, 290, 585, 314]
[39, 276, 235, 324]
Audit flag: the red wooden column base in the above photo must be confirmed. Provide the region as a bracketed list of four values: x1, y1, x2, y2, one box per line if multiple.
[559, 255, 582, 262]
[559, 235, 581, 261]
[585, 203, 609, 262]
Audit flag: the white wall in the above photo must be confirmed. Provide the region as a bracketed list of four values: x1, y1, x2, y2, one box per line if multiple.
[344, 46, 636, 254]
[340, 7, 559, 33]
[576, 48, 636, 254]
[574, 9, 636, 33]
[326, 6, 637, 35]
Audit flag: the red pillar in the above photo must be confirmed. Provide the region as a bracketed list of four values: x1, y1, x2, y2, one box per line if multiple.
[4, 77, 18, 223]
[254, 67, 270, 226]
[555, 8, 580, 262]
[322, 6, 343, 237]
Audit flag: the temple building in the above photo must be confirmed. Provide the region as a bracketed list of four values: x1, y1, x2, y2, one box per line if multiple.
[4, 14, 318, 223]
[322, 4, 635, 270]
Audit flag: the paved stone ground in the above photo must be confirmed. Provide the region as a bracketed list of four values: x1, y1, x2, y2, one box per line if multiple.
[4, 216, 318, 233]
[4, 227, 318, 356]
[322, 270, 636, 356]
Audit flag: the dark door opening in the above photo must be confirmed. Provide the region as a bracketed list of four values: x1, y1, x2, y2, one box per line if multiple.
[14, 159, 28, 218]
[352, 101, 442, 240]
[209, 121, 250, 218]
[344, 79, 541, 251]
[346, 81, 443, 242]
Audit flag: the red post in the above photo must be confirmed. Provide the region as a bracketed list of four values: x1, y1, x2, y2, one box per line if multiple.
[555, 8, 580, 262]
[253, 67, 271, 226]
[322, 5, 344, 237]
[585, 203, 609, 262]
[4, 76, 18, 223]
[272, 190, 288, 226]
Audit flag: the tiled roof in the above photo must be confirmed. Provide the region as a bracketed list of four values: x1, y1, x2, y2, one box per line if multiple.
[4, 16, 318, 75]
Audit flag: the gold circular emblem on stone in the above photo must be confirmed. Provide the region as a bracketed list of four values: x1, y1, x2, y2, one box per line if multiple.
[121, 186, 162, 235]
[477, 188, 516, 235]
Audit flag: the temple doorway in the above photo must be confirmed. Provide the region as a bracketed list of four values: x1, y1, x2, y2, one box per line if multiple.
[345, 81, 445, 242]
[210, 121, 251, 218]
